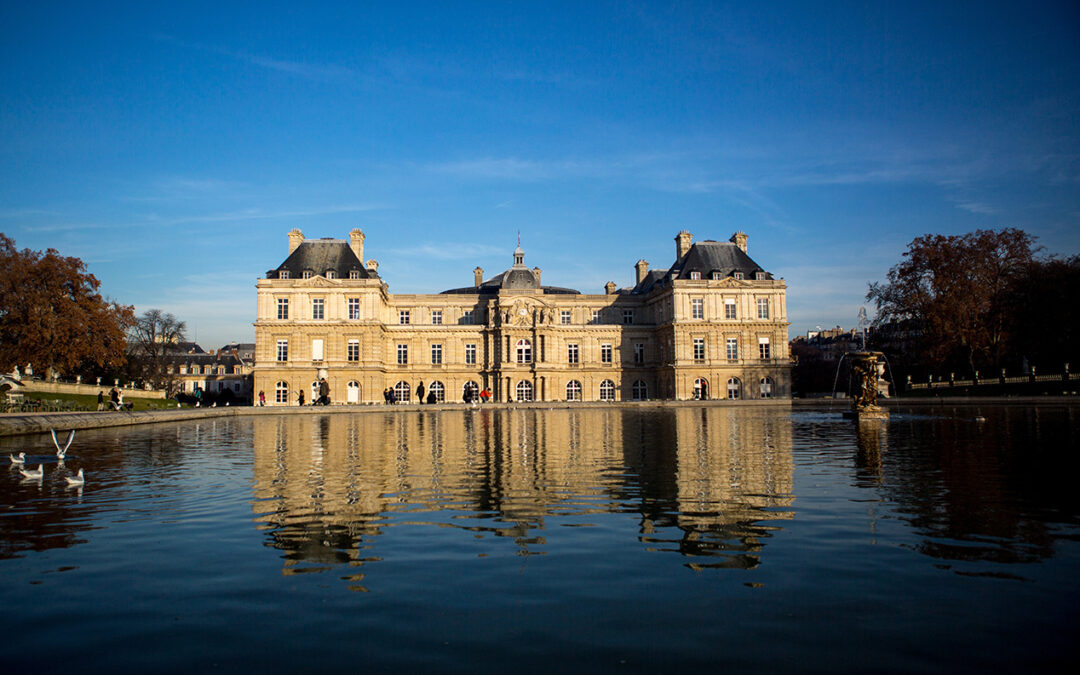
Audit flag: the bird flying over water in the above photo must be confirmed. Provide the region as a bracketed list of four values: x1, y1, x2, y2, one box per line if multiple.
[51, 429, 75, 459]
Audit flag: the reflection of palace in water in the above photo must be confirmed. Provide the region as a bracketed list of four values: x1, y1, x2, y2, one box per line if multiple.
[250, 408, 795, 575]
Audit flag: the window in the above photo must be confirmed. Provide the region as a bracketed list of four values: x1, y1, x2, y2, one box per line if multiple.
[431, 343, 443, 365]
[734, 272, 744, 280]
[561, 310, 571, 325]
[233, 382, 240, 393]
[326, 270, 335, 279]
[601, 343, 612, 364]
[311, 339, 324, 361]
[711, 271, 722, 280]
[397, 344, 408, 365]
[465, 343, 477, 365]
[279, 270, 289, 279]
[757, 298, 770, 319]
[634, 343, 645, 365]
[623, 309, 634, 324]
[463, 381, 479, 400]
[599, 379, 616, 401]
[349, 269, 361, 279]
[566, 380, 582, 401]
[756, 271, 766, 280]
[429, 381, 445, 402]
[760, 377, 773, 399]
[516, 339, 532, 364]
[431, 310, 442, 325]
[759, 337, 771, 360]
[727, 377, 742, 399]
[312, 298, 324, 320]
[394, 381, 410, 403]
[399, 310, 410, 325]
[347, 340, 359, 362]
[347, 380, 360, 403]
[348, 298, 360, 320]
[567, 343, 579, 364]
[692, 298, 703, 319]
[591, 309, 601, 324]
[303, 270, 313, 279]
[463, 310, 474, 324]
[694, 378, 709, 400]
[275, 381, 288, 404]
[516, 380, 534, 402]
[689, 271, 701, 280]
[632, 380, 648, 400]
[277, 298, 289, 320]
[693, 338, 705, 362]
[276, 340, 288, 362]
[726, 338, 738, 361]
[724, 299, 737, 320]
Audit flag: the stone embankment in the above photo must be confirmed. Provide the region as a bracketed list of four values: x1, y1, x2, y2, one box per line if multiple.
[0, 399, 793, 438]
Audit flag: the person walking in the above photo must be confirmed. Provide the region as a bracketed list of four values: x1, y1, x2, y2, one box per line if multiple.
[416, 381, 425, 404]
[97, 391, 105, 411]
[298, 389, 305, 406]
[258, 390, 266, 407]
[318, 378, 330, 405]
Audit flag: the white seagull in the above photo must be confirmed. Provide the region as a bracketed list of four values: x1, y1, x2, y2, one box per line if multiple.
[10, 452, 26, 465]
[20, 464, 44, 480]
[51, 429, 75, 459]
[65, 468, 85, 486]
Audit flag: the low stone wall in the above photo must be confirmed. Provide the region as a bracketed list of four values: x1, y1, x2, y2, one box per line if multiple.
[14, 380, 168, 399]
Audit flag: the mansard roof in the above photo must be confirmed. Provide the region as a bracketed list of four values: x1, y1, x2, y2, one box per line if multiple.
[267, 239, 377, 279]
[670, 240, 770, 280]
[440, 243, 581, 295]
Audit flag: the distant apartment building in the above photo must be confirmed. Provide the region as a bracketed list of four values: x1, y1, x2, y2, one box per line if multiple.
[253, 228, 791, 405]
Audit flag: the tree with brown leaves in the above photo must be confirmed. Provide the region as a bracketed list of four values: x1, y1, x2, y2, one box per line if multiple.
[867, 228, 1035, 374]
[0, 233, 135, 377]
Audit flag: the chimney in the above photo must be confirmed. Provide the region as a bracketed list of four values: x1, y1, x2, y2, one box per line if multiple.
[474, 267, 484, 287]
[675, 230, 692, 259]
[635, 259, 649, 284]
[349, 229, 365, 262]
[730, 231, 748, 253]
[605, 281, 617, 295]
[288, 229, 305, 254]
[533, 267, 542, 286]
[366, 259, 379, 273]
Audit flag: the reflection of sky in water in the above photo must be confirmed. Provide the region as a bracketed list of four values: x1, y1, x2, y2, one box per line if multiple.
[1, 405, 1078, 672]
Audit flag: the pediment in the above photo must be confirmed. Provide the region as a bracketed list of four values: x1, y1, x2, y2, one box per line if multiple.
[298, 276, 340, 288]
[713, 277, 749, 288]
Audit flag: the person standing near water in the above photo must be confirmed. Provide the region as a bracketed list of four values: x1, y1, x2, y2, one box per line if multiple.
[298, 390, 305, 406]
[416, 381, 425, 404]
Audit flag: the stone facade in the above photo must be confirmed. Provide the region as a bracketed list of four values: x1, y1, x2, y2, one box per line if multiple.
[254, 229, 791, 405]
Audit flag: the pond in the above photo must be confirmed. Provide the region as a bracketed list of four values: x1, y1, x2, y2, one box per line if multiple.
[1, 404, 1078, 673]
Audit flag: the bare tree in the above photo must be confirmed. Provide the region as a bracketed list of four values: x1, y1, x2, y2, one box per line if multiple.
[128, 309, 187, 392]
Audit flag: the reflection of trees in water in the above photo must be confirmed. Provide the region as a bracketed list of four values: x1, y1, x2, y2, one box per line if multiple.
[250, 407, 795, 578]
[876, 406, 1079, 570]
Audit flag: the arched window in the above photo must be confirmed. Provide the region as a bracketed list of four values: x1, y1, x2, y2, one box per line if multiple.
[516, 339, 532, 364]
[727, 377, 742, 399]
[516, 380, 534, 402]
[566, 380, 582, 401]
[429, 381, 445, 402]
[694, 378, 709, 400]
[275, 381, 288, 404]
[599, 379, 616, 401]
[347, 380, 360, 404]
[632, 380, 648, 400]
[394, 381, 410, 404]
[463, 381, 479, 401]
[760, 376, 773, 399]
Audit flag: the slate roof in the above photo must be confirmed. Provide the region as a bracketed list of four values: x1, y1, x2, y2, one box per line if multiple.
[441, 246, 580, 295]
[267, 239, 377, 279]
[626, 240, 773, 294]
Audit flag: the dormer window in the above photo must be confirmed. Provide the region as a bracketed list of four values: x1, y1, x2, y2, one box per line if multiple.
[279, 270, 289, 279]
[302, 270, 313, 279]
[755, 271, 766, 280]
[326, 270, 335, 279]
[734, 272, 744, 280]
[349, 269, 361, 279]
[689, 271, 701, 280]
[711, 271, 722, 280]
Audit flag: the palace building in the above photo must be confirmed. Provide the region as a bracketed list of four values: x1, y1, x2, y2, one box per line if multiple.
[253, 228, 791, 405]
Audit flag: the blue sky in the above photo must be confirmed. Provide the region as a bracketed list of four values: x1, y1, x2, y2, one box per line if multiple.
[2, 1, 1078, 348]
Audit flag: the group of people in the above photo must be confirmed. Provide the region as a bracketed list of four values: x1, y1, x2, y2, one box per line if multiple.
[381, 382, 492, 405]
[97, 387, 130, 411]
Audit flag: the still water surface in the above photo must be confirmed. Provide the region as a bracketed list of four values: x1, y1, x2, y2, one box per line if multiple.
[2, 404, 1078, 673]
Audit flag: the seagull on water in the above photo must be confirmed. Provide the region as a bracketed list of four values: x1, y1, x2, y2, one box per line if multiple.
[10, 452, 25, 465]
[65, 468, 85, 486]
[51, 429, 75, 459]
[20, 465, 44, 480]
